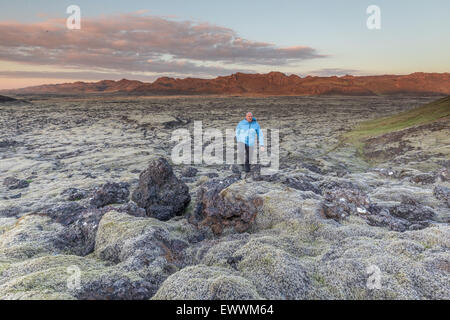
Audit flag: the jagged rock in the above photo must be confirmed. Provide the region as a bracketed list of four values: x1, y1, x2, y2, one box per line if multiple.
[283, 176, 322, 195]
[181, 166, 198, 177]
[115, 201, 147, 217]
[318, 179, 360, 193]
[89, 182, 130, 208]
[61, 188, 89, 201]
[131, 158, 190, 221]
[390, 196, 436, 222]
[434, 185, 450, 207]
[320, 188, 371, 221]
[94, 211, 189, 269]
[190, 178, 308, 235]
[55, 208, 107, 256]
[3, 177, 29, 190]
[0, 209, 202, 300]
[92, 211, 194, 297]
[0, 139, 18, 148]
[189, 175, 249, 234]
[365, 196, 436, 232]
[40, 202, 86, 226]
[365, 205, 413, 232]
[410, 173, 436, 185]
[75, 274, 158, 300]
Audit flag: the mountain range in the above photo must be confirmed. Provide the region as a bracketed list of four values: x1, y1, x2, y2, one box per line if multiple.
[3, 72, 450, 96]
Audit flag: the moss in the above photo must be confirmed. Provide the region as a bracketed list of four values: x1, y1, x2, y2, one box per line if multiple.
[338, 95, 450, 162]
[343, 96, 450, 143]
[420, 238, 439, 249]
[312, 273, 327, 287]
[272, 219, 323, 244]
[393, 271, 409, 285]
[0, 263, 10, 277]
[95, 211, 169, 253]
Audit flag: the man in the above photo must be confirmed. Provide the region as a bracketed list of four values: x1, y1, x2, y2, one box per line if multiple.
[235, 112, 264, 172]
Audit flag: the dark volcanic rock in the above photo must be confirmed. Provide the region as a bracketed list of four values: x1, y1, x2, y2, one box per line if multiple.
[55, 208, 106, 256]
[75, 276, 158, 300]
[434, 185, 450, 207]
[365, 204, 411, 232]
[366, 196, 436, 232]
[3, 177, 29, 190]
[318, 179, 359, 193]
[181, 166, 198, 177]
[390, 196, 436, 222]
[40, 202, 87, 226]
[90, 182, 130, 208]
[189, 175, 258, 235]
[131, 157, 190, 221]
[61, 188, 89, 201]
[115, 201, 147, 217]
[320, 188, 370, 221]
[0, 139, 18, 148]
[283, 176, 322, 195]
[410, 173, 436, 185]
[321, 189, 436, 232]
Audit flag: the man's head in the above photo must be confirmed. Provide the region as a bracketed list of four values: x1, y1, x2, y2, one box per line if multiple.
[245, 112, 253, 122]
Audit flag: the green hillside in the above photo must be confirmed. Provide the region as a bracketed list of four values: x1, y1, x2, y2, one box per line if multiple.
[342, 96, 450, 154]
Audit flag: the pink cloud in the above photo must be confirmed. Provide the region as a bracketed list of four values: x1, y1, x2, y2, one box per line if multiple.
[0, 12, 324, 76]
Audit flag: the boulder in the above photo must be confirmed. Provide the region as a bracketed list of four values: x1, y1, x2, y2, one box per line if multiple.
[131, 158, 190, 221]
[3, 177, 29, 190]
[366, 196, 436, 232]
[89, 182, 130, 208]
[189, 175, 252, 235]
[55, 208, 107, 256]
[0, 254, 158, 300]
[320, 188, 371, 221]
[61, 188, 89, 201]
[390, 196, 436, 222]
[190, 178, 308, 235]
[0, 214, 66, 261]
[410, 173, 436, 185]
[94, 211, 190, 270]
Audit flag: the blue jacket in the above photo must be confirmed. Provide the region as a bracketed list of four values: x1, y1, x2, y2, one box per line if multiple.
[236, 117, 264, 147]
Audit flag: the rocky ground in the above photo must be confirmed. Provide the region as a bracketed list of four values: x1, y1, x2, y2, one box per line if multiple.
[0, 95, 448, 299]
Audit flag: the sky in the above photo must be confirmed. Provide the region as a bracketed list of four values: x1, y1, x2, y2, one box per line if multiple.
[0, 0, 449, 89]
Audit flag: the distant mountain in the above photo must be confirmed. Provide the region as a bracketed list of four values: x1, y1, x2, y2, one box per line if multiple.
[4, 72, 450, 96]
[0, 94, 18, 102]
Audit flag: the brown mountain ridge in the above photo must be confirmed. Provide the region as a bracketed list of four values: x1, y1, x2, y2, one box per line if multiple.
[3, 71, 450, 96]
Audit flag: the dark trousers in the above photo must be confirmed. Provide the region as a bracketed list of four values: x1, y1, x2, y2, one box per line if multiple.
[238, 142, 254, 172]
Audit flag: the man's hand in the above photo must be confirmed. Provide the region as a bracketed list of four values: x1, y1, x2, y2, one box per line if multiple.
[260, 146, 265, 152]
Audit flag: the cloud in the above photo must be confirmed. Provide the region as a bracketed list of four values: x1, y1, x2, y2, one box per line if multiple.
[300, 68, 364, 77]
[0, 12, 324, 76]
